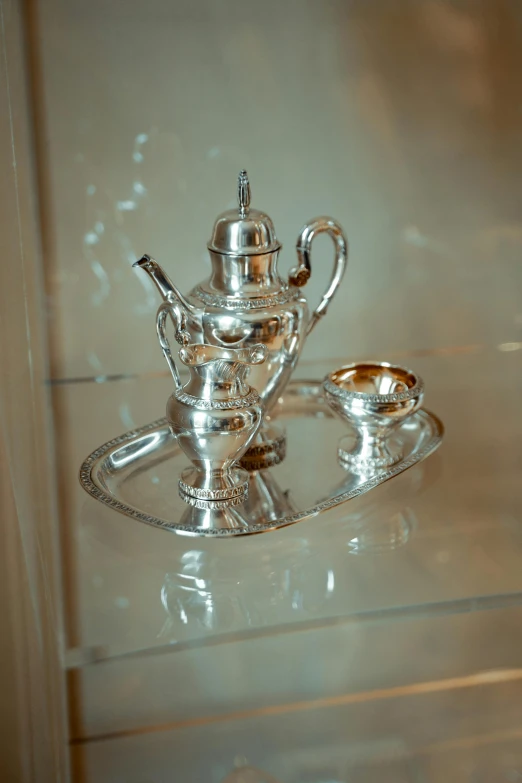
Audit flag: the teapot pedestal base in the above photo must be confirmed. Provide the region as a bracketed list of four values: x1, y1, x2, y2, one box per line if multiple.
[178, 466, 249, 503]
[239, 424, 286, 472]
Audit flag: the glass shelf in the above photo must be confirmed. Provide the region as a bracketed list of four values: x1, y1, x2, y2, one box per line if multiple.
[60, 346, 522, 668]
[56, 346, 522, 746]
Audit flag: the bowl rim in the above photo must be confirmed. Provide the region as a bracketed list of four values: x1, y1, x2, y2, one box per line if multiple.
[323, 361, 424, 404]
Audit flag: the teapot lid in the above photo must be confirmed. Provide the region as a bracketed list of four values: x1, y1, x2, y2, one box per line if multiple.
[207, 171, 281, 256]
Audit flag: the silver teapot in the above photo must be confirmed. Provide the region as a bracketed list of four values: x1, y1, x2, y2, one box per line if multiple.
[135, 170, 348, 465]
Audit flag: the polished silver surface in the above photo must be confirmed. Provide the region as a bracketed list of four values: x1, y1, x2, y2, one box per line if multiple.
[134, 170, 349, 464]
[237, 169, 251, 219]
[78, 380, 442, 537]
[291, 216, 348, 336]
[156, 299, 266, 503]
[208, 170, 281, 255]
[324, 362, 425, 471]
[179, 466, 250, 502]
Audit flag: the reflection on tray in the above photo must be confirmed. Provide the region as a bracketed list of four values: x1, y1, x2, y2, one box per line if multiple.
[158, 463, 430, 644]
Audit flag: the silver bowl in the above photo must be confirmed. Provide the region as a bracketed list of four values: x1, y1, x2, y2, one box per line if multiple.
[323, 361, 424, 471]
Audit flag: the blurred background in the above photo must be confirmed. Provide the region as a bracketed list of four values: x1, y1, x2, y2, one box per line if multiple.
[31, 0, 522, 381]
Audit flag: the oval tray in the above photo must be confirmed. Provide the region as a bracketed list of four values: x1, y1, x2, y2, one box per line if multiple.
[79, 380, 443, 537]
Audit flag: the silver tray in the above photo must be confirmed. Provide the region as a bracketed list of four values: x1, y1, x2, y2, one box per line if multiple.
[79, 380, 444, 537]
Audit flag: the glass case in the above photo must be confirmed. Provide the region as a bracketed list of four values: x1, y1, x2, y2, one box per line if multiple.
[2, 0, 522, 780]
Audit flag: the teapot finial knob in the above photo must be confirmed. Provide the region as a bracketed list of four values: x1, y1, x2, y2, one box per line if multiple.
[238, 170, 251, 218]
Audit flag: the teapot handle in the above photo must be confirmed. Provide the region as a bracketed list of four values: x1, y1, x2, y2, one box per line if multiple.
[289, 217, 348, 336]
[156, 301, 191, 391]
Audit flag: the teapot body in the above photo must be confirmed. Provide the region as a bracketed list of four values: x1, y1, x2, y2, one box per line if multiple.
[184, 272, 309, 415]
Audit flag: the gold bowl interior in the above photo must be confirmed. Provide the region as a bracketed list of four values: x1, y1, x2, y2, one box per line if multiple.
[329, 362, 418, 397]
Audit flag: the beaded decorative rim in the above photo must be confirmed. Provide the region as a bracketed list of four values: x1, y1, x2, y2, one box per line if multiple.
[323, 366, 424, 405]
[239, 431, 287, 471]
[178, 471, 249, 501]
[193, 285, 300, 311]
[338, 447, 403, 470]
[239, 453, 285, 472]
[178, 490, 247, 510]
[174, 388, 260, 410]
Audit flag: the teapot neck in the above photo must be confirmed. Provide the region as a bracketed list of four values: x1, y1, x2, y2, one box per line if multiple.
[207, 251, 284, 296]
[185, 361, 250, 401]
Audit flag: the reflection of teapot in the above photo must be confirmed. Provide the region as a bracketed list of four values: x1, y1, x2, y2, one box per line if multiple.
[241, 469, 298, 525]
[160, 558, 263, 640]
[135, 170, 348, 464]
[158, 535, 334, 643]
[159, 548, 274, 641]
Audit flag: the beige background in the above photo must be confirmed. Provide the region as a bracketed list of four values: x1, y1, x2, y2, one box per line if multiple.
[35, 0, 522, 380]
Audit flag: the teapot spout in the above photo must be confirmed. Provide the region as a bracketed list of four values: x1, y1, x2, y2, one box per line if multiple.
[133, 254, 199, 321]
